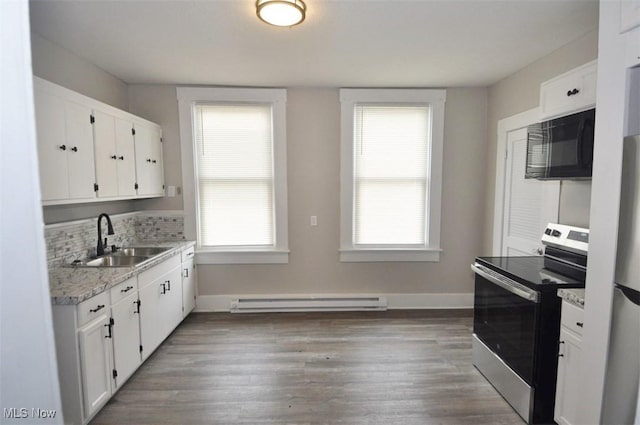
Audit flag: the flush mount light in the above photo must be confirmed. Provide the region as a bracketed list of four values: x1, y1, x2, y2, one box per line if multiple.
[256, 0, 306, 27]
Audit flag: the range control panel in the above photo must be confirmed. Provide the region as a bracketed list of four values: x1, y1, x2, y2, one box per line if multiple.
[542, 223, 589, 255]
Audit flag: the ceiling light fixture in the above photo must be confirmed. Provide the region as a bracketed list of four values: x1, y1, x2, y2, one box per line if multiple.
[256, 0, 306, 27]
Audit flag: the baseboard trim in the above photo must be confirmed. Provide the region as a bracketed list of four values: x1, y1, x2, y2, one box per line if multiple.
[195, 293, 473, 312]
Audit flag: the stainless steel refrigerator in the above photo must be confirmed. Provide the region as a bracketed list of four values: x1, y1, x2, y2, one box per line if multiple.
[602, 134, 640, 424]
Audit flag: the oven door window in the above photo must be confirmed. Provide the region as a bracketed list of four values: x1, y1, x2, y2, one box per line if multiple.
[473, 275, 539, 384]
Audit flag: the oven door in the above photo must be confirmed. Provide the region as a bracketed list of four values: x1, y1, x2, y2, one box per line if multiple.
[472, 263, 541, 385]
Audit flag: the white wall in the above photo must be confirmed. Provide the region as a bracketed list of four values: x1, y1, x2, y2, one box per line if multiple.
[1, 1, 62, 422]
[31, 32, 129, 110]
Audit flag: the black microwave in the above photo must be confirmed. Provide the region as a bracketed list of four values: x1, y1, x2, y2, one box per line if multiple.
[525, 108, 595, 180]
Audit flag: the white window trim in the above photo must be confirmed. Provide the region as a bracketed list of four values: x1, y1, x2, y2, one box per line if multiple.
[339, 88, 446, 262]
[177, 87, 289, 264]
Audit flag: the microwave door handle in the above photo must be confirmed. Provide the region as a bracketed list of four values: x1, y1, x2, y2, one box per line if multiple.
[576, 120, 586, 167]
[581, 119, 594, 166]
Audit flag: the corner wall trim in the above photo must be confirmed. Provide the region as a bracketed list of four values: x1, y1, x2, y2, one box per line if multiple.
[195, 293, 473, 312]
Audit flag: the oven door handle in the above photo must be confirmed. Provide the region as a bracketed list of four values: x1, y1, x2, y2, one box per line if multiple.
[471, 263, 540, 303]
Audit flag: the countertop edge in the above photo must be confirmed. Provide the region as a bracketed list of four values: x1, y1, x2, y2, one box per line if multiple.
[49, 241, 196, 305]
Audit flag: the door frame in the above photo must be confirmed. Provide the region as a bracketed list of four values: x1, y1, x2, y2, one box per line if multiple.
[493, 107, 541, 255]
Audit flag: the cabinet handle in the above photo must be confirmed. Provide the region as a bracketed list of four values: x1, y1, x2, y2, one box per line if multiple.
[184, 268, 189, 278]
[89, 304, 105, 313]
[146, 158, 152, 163]
[71, 146, 78, 152]
[120, 285, 134, 293]
[111, 155, 117, 160]
[576, 322, 584, 328]
[118, 156, 124, 160]
[59, 144, 67, 151]
[104, 319, 113, 339]
[152, 159, 157, 164]
[134, 299, 141, 314]
[558, 354, 564, 357]
[166, 280, 171, 291]
[160, 283, 167, 294]
[566, 88, 580, 96]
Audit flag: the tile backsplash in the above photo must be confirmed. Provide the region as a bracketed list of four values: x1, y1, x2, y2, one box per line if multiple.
[45, 211, 185, 265]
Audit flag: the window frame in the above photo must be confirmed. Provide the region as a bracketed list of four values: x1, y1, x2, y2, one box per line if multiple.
[177, 87, 289, 264]
[339, 88, 446, 262]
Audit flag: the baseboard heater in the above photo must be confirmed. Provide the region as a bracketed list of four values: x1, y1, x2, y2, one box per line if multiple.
[230, 296, 388, 313]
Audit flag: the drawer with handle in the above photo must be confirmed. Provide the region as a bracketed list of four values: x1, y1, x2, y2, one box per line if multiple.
[77, 291, 110, 327]
[561, 299, 585, 336]
[181, 246, 195, 262]
[110, 276, 137, 305]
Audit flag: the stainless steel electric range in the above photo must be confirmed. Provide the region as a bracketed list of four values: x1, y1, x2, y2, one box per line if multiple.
[471, 223, 588, 424]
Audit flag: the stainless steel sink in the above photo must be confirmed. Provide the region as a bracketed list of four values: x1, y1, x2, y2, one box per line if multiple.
[84, 255, 151, 267]
[64, 246, 173, 268]
[115, 247, 170, 257]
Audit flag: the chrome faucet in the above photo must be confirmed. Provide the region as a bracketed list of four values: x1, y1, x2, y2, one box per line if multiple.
[96, 213, 115, 257]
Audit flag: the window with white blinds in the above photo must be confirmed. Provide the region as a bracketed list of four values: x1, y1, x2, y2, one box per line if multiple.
[354, 105, 430, 246]
[339, 89, 446, 262]
[194, 104, 274, 247]
[177, 87, 289, 264]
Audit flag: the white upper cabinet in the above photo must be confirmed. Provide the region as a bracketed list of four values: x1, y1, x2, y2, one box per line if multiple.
[33, 77, 164, 205]
[93, 110, 137, 198]
[134, 121, 164, 197]
[35, 86, 96, 202]
[539, 60, 597, 120]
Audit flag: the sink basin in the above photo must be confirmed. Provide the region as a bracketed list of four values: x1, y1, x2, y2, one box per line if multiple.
[115, 247, 170, 257]
[84, 255, 151, 267]
[64, 246, 173, 268]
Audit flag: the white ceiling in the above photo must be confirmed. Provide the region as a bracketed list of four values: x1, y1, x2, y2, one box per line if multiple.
[29, 0, 599, 88]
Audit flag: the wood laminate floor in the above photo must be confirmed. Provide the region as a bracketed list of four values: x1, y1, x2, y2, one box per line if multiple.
[90, 310, 526, 425]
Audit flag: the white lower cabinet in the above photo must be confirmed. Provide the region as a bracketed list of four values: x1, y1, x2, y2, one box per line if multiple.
[554, 301, 584, 425]
[110, 278, 141, 387]
[52, 247, 195, 424]
[182, 246, 196, 317]
[78, 314, 113, 419]
[138, 255, 182, 360]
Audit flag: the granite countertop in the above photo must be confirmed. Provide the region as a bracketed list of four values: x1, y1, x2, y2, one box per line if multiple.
[557, 288, 585, 309]
[49, 240, 195, 305]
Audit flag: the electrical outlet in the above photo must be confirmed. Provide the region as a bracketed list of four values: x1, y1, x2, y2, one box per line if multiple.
[310, 216, 318, 226]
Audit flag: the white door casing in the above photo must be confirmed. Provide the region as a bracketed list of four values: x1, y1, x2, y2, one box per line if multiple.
[494, 108, 560, 256]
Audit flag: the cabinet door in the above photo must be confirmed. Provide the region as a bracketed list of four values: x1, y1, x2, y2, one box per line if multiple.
[34, 89, 69, 201]
[149, 126, 165, 196]
[115, 118, 137, 197]
[540, 61, 597, 120]
[554, 328, 582, 425]
[182, 258, 196, 318]
[78, 314, 112, 418]
[165, 265, 183, 332]
[139, 264, 183, 360]
[93, 110, 119, 198]
[133, 124, 152, 196]
[134, 123, 164, 197]
[111, 291, 142, 387]
[65, 100, 96, 200]
[138, 278, 166, 360]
